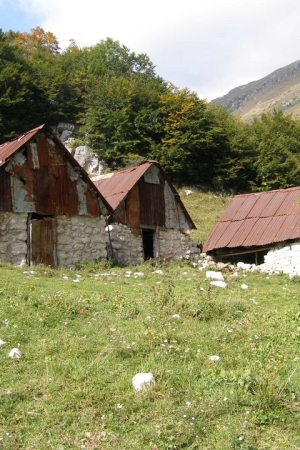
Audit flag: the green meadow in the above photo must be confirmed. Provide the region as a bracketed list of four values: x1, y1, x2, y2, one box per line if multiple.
[0, 191, 299, 450]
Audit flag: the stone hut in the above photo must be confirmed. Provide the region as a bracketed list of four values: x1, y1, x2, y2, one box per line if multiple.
[93, 161, 200, 265]
[203, 186, 300, 277]
[0, 124, 112, 268]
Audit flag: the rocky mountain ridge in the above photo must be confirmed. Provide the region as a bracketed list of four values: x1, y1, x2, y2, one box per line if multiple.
[211, 60, 300, 121]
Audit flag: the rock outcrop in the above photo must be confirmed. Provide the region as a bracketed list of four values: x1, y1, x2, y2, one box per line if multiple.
[54, 122, 106, 176]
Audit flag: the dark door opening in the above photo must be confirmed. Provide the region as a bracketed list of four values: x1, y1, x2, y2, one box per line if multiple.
[142, 229, 154, 260]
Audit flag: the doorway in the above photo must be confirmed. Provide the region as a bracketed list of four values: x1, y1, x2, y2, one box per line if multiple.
[28, 214, 57, 267]
[142, 229, 154, 260]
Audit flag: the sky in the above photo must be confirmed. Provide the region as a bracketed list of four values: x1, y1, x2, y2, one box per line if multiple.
[1, 0, 300, 101]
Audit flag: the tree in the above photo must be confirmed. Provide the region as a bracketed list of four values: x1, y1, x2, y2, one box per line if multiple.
[11, 27, 60, 56]
[251, 110, 300, 190]
[0, 29, 52, 141]
[77, 39, 167, 167]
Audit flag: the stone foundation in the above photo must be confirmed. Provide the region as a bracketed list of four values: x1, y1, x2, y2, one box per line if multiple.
[157, 228, 200, 261]
[105, 223, 144, 266]
[0, 212, 27, 266]
[105, 223, 200, 265]
[0, 212, 107, 268]
[56, 215, 107, 268]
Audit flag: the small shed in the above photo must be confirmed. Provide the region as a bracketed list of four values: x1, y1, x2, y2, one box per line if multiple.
[93, 161, 200, 265]
[203, 186, 300, 266]
[0, 124, 112, 268]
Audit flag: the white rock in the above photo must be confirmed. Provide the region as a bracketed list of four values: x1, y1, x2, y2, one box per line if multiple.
[152, 270, 163, 275]
[132, 372, 155, 391]
[8, 348, 22, 359]
[185, 190, 193, 196]
[172, 314, 181, 320]
[0, 339, 6, 346]
[241, 284, 248, 290]
[237, 262, 251, 270]
[210, 280, 227, 288]
[209, 355, 220, 362]
[206, 271, 224, 281]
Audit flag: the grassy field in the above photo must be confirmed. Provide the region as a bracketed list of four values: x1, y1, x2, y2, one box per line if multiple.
[0, 191, 300, 450]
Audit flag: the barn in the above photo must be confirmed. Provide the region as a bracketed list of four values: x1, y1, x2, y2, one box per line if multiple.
[203, 187, 300, 275]
[93, 161, 200, 265]
[0, 124, 112, 268]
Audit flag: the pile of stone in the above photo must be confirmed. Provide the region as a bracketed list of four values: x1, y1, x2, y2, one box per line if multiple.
[197, 240, 300, 278]
[258, 243, 300, 277]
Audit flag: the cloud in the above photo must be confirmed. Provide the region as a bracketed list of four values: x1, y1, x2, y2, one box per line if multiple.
[11, 0, 300, 100]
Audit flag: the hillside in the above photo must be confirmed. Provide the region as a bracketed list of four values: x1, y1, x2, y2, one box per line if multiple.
[211, 60, 300, 121]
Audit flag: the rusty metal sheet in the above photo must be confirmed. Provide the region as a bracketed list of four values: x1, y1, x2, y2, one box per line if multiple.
[221, 194, 257, 221]
[93, 162, 154, 210]
[228, 218, 259, 247]
[254, 216, 280, 246]
[127, 183, 141, 229]
[204, 186, 300, 252]
[0, 126, 44, 167]
[243, 216, 272, 246]
[0, 125, 112, 217]
[94, 161, 196, 229]
[85, 187, 101, 217]
[0, 167, 12, 211]
[204, 221, 236, 251]
[276, 189, 300, 215]
[139, 177, 165, 226]
[274, 214, 300, 241]
[113, 202, 127, 224]
[247, 192, 277, 218]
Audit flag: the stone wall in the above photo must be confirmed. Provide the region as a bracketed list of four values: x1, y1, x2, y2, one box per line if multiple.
[258, 241, 300, 277]
[157, 228, 200, 261]
[105, 223, 200, 265]
[0, 212, 107, 268]
[56, 216, 107, 268]
[105, 223, 144, 266]
[0, 212, 27, 266]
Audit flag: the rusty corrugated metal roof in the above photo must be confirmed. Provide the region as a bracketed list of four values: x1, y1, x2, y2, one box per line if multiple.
[0, 124, 113, 216]
[203, 186, 300, 252]
[93, 161, 196, 229]
[0, 125, 43, 165]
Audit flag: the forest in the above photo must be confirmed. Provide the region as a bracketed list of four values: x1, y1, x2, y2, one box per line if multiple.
[1, 27, 300, 192]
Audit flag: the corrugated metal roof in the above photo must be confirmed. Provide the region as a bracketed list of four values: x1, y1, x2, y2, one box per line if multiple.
[93, 162, 153, 210]
[203, 186, 300, 252]
[93, 161, 196, 229]
[0, 125, 43, 166]
[0, 124, 113, 216]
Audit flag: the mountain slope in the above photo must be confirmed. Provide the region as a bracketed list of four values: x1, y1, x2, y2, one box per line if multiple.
[211, 60, 300, 121]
